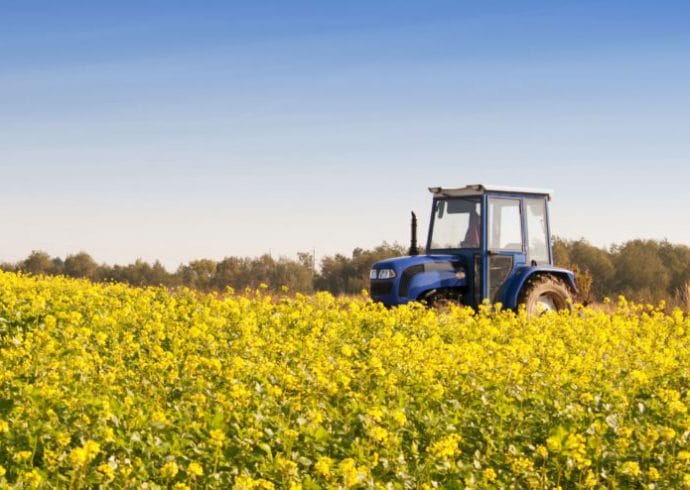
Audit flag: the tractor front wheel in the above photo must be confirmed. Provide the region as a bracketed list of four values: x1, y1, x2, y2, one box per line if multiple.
[519, 275, 573, 316]
[419, 288, 463, 308]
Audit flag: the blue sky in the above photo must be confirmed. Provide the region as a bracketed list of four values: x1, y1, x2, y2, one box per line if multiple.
[1, 1, 689, 268]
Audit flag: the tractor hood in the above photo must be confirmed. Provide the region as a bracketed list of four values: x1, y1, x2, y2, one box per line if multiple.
[372, 254, 459, 271]
[370, 254, 468, 306]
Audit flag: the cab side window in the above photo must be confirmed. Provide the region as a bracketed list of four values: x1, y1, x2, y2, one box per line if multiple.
[525, 198, 550, 264]
[488, 198, 522, 251]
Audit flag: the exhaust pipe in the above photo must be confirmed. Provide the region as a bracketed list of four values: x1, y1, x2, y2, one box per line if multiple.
[408, 211, 419, 256]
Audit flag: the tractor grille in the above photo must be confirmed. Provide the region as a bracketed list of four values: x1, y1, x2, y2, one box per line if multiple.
[370, 280, 393, 296]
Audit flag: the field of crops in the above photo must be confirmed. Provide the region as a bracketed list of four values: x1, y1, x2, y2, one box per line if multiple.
[1, 271, 690, 488]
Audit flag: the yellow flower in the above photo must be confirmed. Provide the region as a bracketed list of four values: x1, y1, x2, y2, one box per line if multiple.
[368, 426, 389, 443]
[101, 426, 116, 443]
[187, 461, 203, 477]
[510, 456, 535, 475]
[366, 407, 384, 422]
[276, 454, 298, 479]
[120, 460, 133, 477]
[427, 434, 462, 460]
[8, 270, 690, 487]
[69, 447, 88, 467]
[97, 463, 115, 482]
[233, 474, 276, 489]
[660, 427, 676, 441]
[68, 439, 100, 468]
[315, 456, 333, 478]
[151, 410, 168, 424]
[21, 469, 42, 488]
[210, 428, 227, 448]
[620, 461, 640, 477]
[391, 410, 407, 426]
[284, 428, 299, 440]
[579, 392, 595, 404]
[83, 440, 100, 459]
[14, 450, 32, 463]
[339, 458, 363, 487]
[584, 470, 598, 487]
[535, 445, 549, 459]
[482, 468, 496, 482]
[161, 461, 179, 479]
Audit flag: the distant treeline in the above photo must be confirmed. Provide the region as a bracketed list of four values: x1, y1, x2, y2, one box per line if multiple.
[553, 238, 690, 305]
[2, 239, 689, 305]
[0, 243, 406, 296]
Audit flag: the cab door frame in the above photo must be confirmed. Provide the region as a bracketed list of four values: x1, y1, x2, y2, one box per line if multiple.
[481, 194, 527, 302]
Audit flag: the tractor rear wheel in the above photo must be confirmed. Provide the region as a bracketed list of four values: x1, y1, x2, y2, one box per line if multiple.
[519, 275, 573, 316]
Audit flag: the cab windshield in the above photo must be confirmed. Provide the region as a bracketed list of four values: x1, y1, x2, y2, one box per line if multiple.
[428, 197, 482, 250]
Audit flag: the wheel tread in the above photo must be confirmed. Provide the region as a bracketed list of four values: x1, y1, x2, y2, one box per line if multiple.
[519, 274, 573, 315]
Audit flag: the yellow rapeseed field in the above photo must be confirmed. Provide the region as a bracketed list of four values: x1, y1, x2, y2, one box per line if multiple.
[1, 271, 690, 489]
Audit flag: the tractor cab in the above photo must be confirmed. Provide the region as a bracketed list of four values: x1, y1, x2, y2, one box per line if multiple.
[370, 184, 576, 314]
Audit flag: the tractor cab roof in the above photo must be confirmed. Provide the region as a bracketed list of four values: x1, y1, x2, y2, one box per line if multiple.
[428, 184, 553, 200]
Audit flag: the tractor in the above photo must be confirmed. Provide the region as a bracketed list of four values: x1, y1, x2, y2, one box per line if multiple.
[369, 184, 577, 315]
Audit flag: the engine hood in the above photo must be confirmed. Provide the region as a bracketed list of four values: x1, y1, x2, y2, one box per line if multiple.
[370, 254, 468, 306]
[372, 254, 459, 272]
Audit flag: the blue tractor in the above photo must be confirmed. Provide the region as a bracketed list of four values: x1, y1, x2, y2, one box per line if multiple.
[370, 185, 577, 314]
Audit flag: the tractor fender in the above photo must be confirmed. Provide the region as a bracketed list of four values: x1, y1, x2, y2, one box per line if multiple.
[398, 262, 466, 300]
[408, 272, 465, 301]
[499, 266, 577, 309]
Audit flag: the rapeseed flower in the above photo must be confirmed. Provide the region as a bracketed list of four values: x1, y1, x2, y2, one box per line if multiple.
[428, 434, 462, 460]
[187, 462, 203, 477]
[69, 448, 88, 467]
[620, 461, 641, 477]
[21, 469, 42, 488]
[314, 456, 333, 478]
[161, 461, 179, 479]
[1, 271, 689, 487]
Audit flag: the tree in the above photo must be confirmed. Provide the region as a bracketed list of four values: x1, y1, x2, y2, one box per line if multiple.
[19, 251, 61, 276]
[568, 239, 615, 298]
[315, 243, 406, 295]
[100, 259, 174, 287]
[177, 259, 217, 291]
[213, 256, 249, 291]
[657, 241, 690, 294]
[271, 256, 313, 293]
[553, 238, 616, 300]
[552, 238, 571, 267]
[64, 252, 99, 280]
[0, 262, 16, 272]
[612, 240, 670, 303]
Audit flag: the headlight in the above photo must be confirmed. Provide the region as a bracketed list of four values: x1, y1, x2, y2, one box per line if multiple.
[377, 269, 397, 280]
[369, 269, 378, 279]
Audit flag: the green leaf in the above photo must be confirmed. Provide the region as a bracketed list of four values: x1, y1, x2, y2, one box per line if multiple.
[0, 398, 13, 415]
[258, 442, 273, 459]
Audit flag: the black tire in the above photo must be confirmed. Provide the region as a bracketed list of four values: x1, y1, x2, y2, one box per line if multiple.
[519, 275, 573, 316]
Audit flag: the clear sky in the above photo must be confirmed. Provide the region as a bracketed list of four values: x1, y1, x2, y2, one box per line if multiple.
[2, 1, 689, 269]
